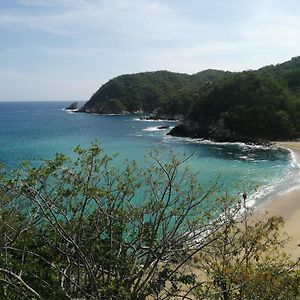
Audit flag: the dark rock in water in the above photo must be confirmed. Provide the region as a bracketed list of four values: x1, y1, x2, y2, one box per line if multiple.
[167, 124, 196, 137]
[158, 125, 169, 129]
[66, 102, 78, 110]
[139, 113, 182, 121]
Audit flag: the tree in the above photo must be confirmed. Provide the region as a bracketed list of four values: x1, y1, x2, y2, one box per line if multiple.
[0, 144, 299, 299]
[193, 204, 300, 300]
[0, 144, 232, 299]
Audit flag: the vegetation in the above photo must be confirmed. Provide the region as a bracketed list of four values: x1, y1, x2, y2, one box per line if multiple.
[259, 56, 300, 94]
[81, 69, 230, 116]
[82, 56, 300, 141]
[194, 210, 300, 300]
[0, 144, 299, 299]
[184, 73, 299, 140]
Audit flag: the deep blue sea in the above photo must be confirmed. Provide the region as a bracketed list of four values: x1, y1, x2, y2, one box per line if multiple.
[0, 101, 299, 206]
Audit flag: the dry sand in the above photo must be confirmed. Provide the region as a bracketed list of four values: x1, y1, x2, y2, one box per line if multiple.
[259, 142, 300, 260]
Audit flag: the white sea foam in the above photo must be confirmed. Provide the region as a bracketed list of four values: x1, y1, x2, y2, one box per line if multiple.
[143, 126, 162, 132]
[133, 118, 178, 122]
[64, 109, 79, 113]
[163, 136, 273, 150]
[247, 153, 300, 208]
[162, 135, 300, 208]
[286, 147, 300, 168]
[142, 126, 175, 132]
[198, 140, 274, 150]
[238, 155, 256, 161]
[99, 113, 125, 116]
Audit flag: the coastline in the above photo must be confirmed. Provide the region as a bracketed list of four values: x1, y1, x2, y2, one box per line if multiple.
[259, 142, 300, 260]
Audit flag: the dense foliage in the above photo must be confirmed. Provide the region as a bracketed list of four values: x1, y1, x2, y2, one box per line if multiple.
[81, 69, 230, 115]
[186, 73, 299, 139]
[259, 56, 300, 94]
[0, 145, 299, 299]
[82, 56, 300, 141]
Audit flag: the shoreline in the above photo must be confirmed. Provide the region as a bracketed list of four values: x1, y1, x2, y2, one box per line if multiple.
[258, 142, 300, 260]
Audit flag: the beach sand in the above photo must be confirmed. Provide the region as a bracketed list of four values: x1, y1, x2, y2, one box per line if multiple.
[259, 142, 300, 260]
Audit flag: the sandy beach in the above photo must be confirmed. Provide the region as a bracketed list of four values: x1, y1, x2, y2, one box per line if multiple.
[260, 142, 300, 260]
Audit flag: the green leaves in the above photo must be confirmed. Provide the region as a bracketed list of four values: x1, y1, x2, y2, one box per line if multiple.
[0, 144, 299, 299]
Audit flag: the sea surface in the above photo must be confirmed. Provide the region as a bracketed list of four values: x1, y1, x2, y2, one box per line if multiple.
[0, 101, 299, 207]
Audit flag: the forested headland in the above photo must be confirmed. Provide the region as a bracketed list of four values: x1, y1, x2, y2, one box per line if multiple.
[80, 56, 300, 142]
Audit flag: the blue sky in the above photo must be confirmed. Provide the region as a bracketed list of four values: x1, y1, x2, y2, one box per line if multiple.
[0, 0, 300, 101]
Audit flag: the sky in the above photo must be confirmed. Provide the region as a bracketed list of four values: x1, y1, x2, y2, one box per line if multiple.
[0, 0, 300, 101]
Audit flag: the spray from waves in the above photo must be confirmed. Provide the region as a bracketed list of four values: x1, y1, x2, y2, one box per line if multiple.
[142, 126, 162, 132]
[246, 150, 300, 208]
[163, 131, 294, 153]
[284, 147, 300, 169]
[133, 118, 178, 122]
[63, 109, 79, 114]
[162, 135, 275, 150]
[143, 126, 174, 132]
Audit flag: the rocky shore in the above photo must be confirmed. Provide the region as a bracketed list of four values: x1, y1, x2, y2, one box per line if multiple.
[167, 120, 272, 145]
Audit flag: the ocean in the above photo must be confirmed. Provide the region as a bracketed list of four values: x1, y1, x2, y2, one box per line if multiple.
[0, 101, 299, 207]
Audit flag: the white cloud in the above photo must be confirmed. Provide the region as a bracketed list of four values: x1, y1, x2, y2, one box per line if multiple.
[240, 1, 300, 45]
[1, 0, 203, 42]
[37, 45, 109, 57]
[1, 0, 300, 100]
[18, 0, 88, 8]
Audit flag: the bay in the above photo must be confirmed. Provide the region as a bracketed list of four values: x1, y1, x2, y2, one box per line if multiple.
[0, 101, 297, 206]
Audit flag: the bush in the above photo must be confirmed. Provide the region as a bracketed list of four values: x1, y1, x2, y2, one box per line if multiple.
[0, 144, 299, 299]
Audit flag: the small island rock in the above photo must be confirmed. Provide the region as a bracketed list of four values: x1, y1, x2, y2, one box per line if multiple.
[66, 102, 78, 111]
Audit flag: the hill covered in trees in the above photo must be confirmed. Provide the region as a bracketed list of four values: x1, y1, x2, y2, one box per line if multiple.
[80, 56, 300, 141]
[80, 69, 230, 116]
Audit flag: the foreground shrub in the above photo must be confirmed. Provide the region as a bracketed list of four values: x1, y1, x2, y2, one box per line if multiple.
[0, 144, 298, 299]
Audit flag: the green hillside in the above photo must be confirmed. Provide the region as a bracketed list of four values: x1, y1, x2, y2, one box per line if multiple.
[258, 56, 300, 93]
[81, 57, 300, 141]
[171, 72, 299, 141]
[81, 69, 230, 115]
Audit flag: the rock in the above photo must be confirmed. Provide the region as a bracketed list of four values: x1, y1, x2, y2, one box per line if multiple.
[65, 102, 78, 110]
[158, 125, 169, 129]
[167, 121, 271, 145]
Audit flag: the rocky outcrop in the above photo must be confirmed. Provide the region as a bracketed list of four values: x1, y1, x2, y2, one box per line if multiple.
[65, 102, 78, 110]
[80, 98, 128, 114]
[139, 108, 183, 121]
[168, 120, 270, 144]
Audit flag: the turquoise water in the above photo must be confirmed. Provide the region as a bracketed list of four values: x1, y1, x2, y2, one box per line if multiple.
[0, 101, 298, 206]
